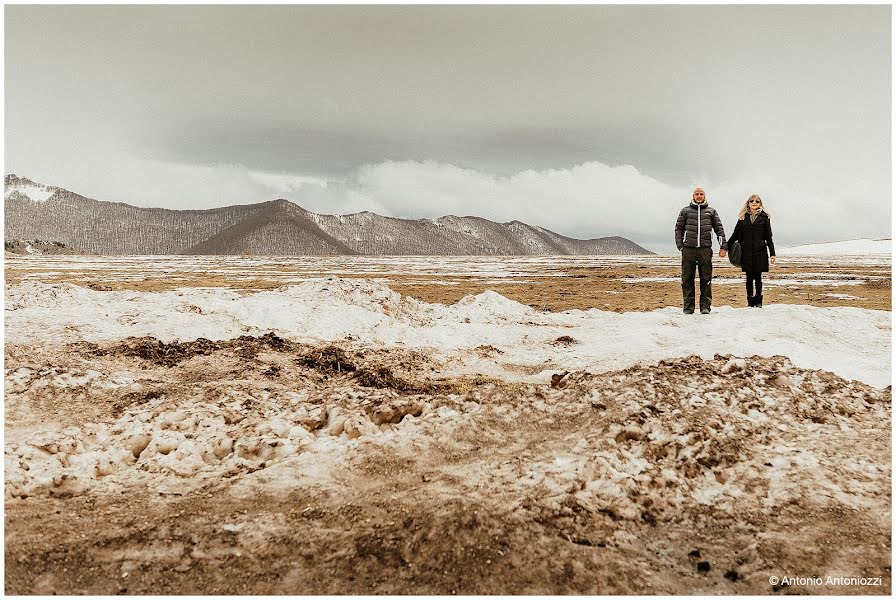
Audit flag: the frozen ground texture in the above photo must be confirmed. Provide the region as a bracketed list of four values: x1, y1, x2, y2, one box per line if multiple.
[4, 278, 891, 594]
[5, 280, 891, 387]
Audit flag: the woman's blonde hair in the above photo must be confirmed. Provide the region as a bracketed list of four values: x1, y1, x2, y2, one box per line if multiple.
[738, 194, 770, 220]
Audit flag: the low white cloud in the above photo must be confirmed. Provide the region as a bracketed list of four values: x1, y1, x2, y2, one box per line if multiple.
[47, 160, 335, 213]
[347, 160, 684, 244]
[27, 157, 889, 253]
[705, 174, 891, 249]
[246, 170, 329, 193]
[341, 160, 890, 251]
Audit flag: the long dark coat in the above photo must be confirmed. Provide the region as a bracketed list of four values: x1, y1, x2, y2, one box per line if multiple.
[727, 210, 775, 273]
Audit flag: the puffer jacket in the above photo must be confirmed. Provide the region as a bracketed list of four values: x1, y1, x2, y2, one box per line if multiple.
[675, 201, 727, 251]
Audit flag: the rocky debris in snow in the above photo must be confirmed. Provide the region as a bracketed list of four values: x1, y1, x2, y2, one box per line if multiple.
[551, 371, 570, 389]
[296, 344, 359, 374]
[473, 344, 504, 357]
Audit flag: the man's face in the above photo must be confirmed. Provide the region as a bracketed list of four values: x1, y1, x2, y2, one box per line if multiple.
[693, 189, 706, 203]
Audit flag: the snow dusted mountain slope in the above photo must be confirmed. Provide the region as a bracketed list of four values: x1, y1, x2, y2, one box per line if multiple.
[310, 211, 469, 255]
[4, 174, 59, 203]
[781, 238, 891, 256]
[4, 174, 652, 256]
[5, 175, 270, 254]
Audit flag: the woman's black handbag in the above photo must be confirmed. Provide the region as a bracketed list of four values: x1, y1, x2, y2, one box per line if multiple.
[728, 240, 742, 267]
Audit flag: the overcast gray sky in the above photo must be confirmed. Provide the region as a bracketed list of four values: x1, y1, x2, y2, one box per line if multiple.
[4, 5, 891, 252]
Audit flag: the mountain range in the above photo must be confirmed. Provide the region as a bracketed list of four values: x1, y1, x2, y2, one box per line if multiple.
[4, 174, 652, 256]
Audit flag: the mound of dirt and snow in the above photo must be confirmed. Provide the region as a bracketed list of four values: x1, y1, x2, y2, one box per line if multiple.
[4, 336, 890, 594]
[5, 280, 891, 594]
[4, 280, 891, 387]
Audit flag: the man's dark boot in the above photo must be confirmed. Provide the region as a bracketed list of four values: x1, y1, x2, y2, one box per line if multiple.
[756, 294, 763, 308]
[747, 295, 756, 307]
[700, 307, 710, 314]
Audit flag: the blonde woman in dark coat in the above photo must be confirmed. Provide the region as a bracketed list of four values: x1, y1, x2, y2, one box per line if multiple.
[725, 194, 776, 307]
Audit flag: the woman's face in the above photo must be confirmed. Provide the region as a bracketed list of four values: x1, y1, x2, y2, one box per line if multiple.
[749, 198, 762, 212]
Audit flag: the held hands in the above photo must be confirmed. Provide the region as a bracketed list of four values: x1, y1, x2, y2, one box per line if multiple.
[714, 248, 773, 263]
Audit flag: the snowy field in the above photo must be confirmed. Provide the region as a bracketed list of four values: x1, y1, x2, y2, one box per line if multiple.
[5, 278, 891, 388]
[780, 237, 891, 256]
[4, 253, 892, 594]
[5, 252, 892, 316]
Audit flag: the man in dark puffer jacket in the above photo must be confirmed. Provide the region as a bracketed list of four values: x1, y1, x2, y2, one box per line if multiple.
[674, 187, 727, 314]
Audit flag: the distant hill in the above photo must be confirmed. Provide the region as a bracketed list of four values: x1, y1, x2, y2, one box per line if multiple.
[4, 174, 653, 256]
[780, 238, 891, 256]
[4, 239, 79, 256]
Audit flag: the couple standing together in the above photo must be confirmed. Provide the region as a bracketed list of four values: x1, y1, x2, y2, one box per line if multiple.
[674, 187, 776, 314]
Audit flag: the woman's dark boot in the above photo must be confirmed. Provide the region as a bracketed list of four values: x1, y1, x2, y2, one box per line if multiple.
[756, 294, 763, 308]
[747, 295, 755, 307]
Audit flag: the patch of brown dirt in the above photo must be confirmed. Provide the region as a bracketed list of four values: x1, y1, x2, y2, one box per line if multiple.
[102, 332, 298, 367]
[94, 337, 500, 396]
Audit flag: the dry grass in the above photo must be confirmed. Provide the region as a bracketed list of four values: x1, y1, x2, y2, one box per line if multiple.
[5, 260, 890, 311]
[393, 264, 891, 312]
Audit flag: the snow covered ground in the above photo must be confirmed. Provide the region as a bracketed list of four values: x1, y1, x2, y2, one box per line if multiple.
[781, 238, 891, 256]
[4, 259, 891, 594]
[5, 279, 890, 388]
